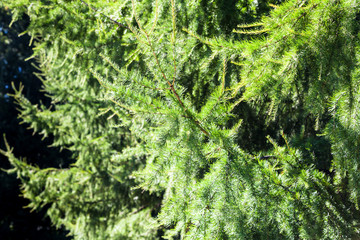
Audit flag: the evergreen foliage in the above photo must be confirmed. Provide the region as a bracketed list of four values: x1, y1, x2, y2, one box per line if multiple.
[0, 7, 70, 239]
[2, 0, 360, 239]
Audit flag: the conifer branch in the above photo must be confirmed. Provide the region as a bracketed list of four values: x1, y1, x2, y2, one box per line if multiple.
[171, 0, 177, 86]
[148, 0, 159, 36]
[80, 0, 129, 30]
[232, 28, 269, 35]
[131, 4, 209, 136]
[201, 57, 227, 122]
[4, 1, 359, 238]
[269, 4, 279, 9]
[99, 53, 169, 91]
[236, 22, 263, 29]
[109, 98, 136, 113]
[182, 28, 224, 50]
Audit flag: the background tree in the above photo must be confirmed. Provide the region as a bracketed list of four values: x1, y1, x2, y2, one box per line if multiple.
[2, 0, 360, 239]
[0, 7, 70, 240]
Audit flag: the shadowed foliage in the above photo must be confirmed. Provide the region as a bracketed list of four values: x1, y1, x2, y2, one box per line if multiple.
[1, 0, 360, 239]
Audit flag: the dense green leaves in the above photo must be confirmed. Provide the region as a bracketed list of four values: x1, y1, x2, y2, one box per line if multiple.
[2, 0, 360, 239]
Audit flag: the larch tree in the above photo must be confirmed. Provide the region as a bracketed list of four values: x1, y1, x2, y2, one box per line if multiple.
[1, 0, 360, 239]
[0, 7, 70, 239]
